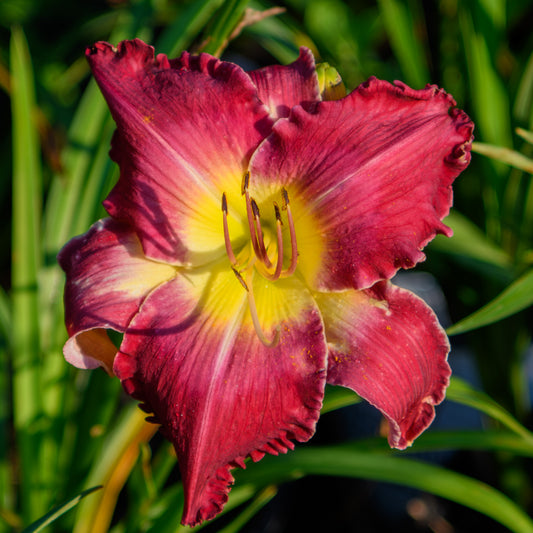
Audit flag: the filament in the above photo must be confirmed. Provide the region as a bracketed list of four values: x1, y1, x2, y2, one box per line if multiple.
[257, 203, 284, 281]
[251, 199, 273, 268]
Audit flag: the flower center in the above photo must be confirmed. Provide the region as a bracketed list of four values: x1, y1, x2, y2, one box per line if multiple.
[221, 171, 299, 347]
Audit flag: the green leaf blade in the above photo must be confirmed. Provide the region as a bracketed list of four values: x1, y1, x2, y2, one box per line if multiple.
[377, 0, 430, 88]
[447, 269, 533, 335]
[21, 487, 102, 533]
[236, 447, 533, 533]
[10, 24, 45, 520]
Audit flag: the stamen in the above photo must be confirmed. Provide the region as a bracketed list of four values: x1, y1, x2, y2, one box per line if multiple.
[280, 188, 298, 277]
[222, 193, 238, 266]
[224, 177, 297, 348]
[251, 198, 273, 268]
[246, 270, 280, 347]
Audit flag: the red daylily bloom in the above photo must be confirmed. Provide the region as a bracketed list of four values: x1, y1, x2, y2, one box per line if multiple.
[59, 39, 473, 526]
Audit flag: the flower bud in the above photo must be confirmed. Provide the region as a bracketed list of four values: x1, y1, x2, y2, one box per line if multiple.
[316, 62, 346, 100]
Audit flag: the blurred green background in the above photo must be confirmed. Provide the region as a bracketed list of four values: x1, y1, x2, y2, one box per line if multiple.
[3, 0, 533, 531]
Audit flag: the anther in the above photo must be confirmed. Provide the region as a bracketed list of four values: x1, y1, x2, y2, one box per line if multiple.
[274, 202, 282, 222]
[241, 170, 250, 196]
[280, 188, 298, 277]
[251, 198, 260, 218]
[222, 192, 228, 213]
[282, 188, 289, 209]
[222, 193, 238, 266]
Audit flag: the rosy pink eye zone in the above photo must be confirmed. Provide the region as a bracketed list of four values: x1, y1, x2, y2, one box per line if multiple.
[59, 39, 473, 526]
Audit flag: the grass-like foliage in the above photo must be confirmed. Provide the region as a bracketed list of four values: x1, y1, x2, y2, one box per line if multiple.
[2, 1, 533, 531]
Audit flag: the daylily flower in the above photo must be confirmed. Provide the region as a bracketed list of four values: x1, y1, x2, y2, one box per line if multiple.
[59, 39, 473, 526]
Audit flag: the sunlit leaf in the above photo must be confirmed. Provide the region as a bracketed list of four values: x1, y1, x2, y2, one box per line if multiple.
[10, 24, 44, 520]
[447, 269, 533, 335]
[472, 141, 533, 173]
[446, 377, 533, 444]
[516, 127, 533, 145]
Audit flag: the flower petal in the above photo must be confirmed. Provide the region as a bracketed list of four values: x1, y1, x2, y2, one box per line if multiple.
[58, 218, 176, 372]
[250, 78, 474, 290]
[248, 47, 321, 119]
[86, 40, 272, 265]
[315, 281, 451, 449]
[113, 267, 327, 526]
